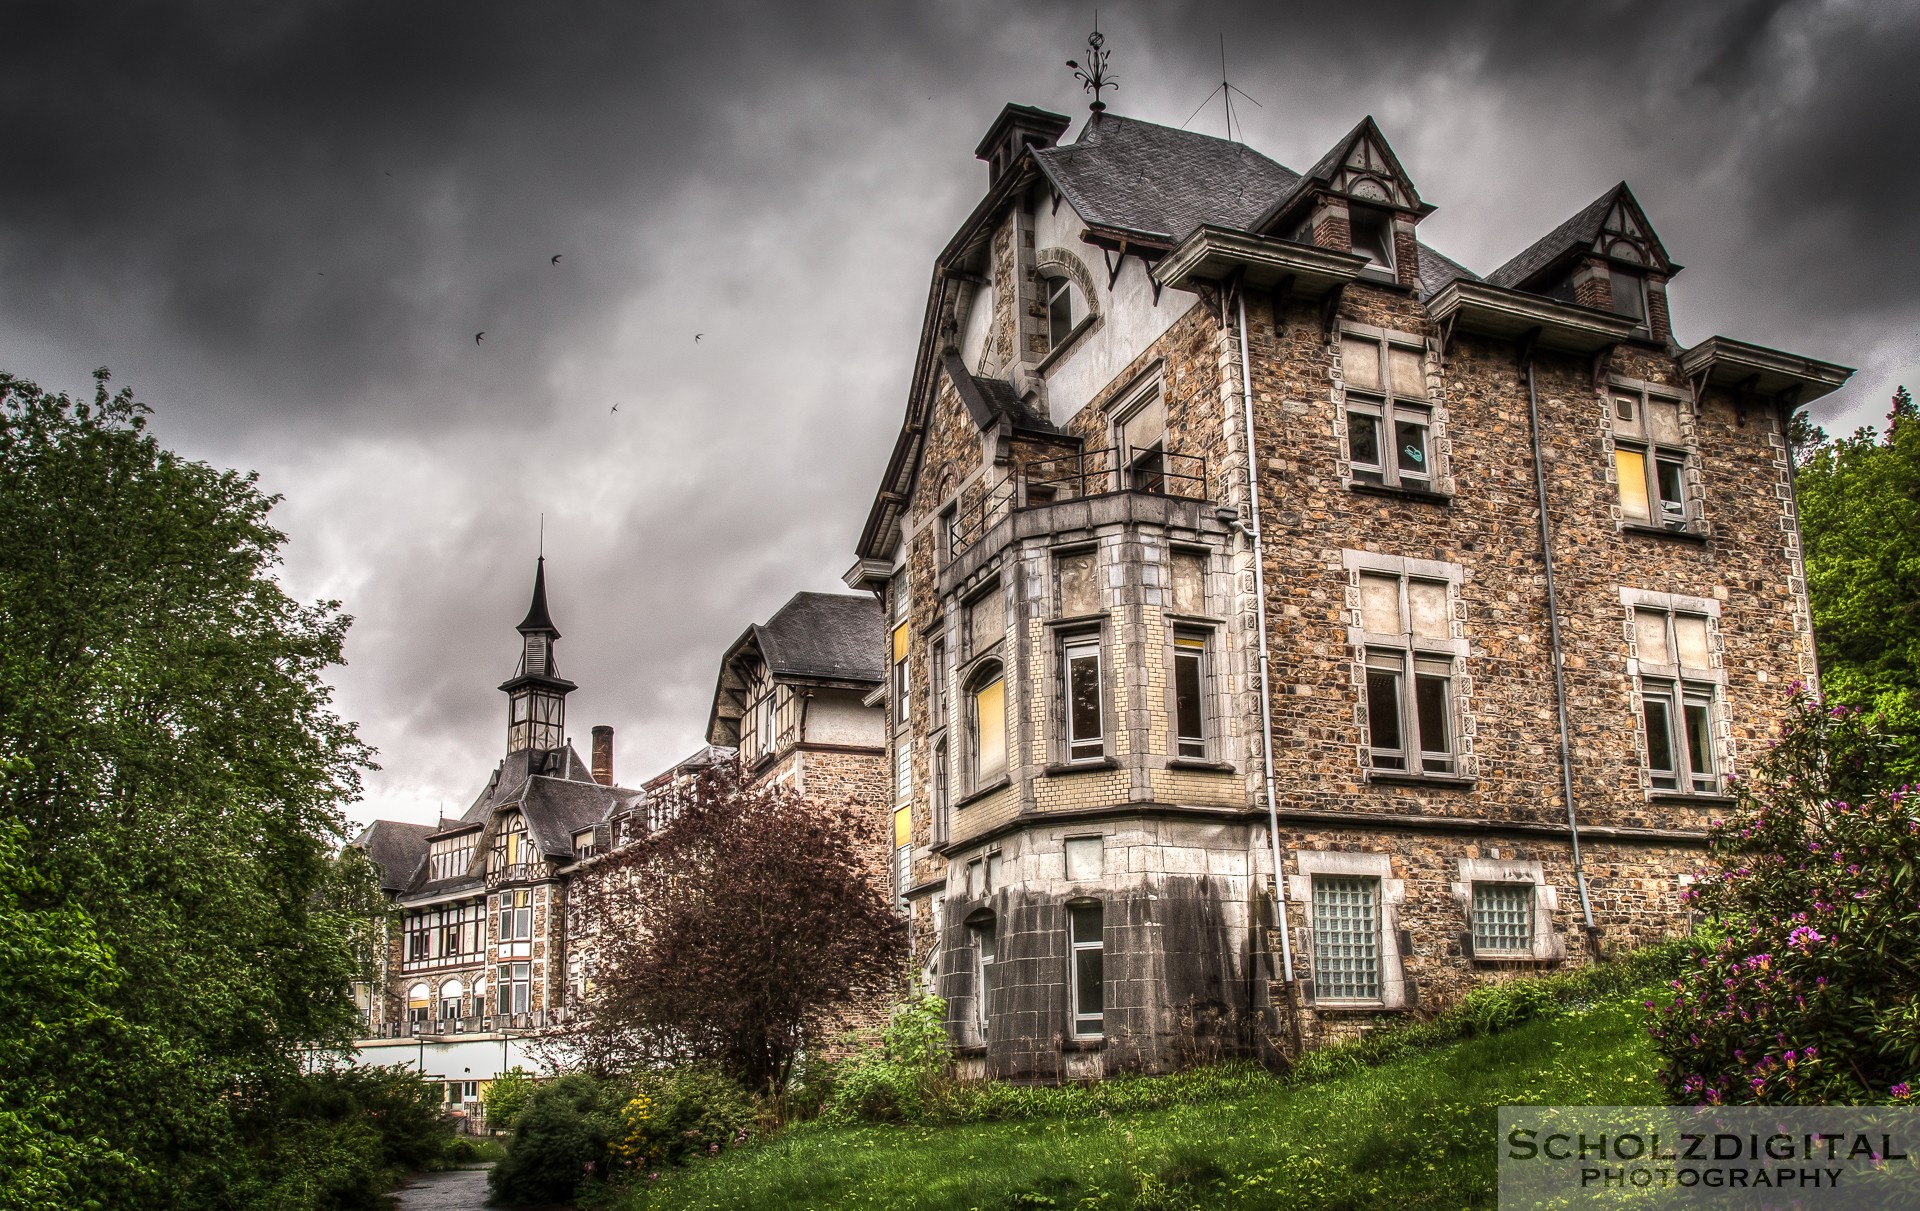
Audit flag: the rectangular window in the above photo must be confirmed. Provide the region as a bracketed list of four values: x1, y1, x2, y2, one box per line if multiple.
[1342, 333, 1431, 491]
[1068, 902, 1104, 1037]
[1610, 266, 1647, 325]
[496, 962, 530, 1016]
[932, 738, 950, 845]
[1613, 387, 1691, 528]
[1057, 548, 1100, 617]
[1358, 571, 1457, 776]
[895, 739, 912, 807]
[1062, 634, 1104, 762]
[1312, 876, 1381, 1001]
[973, 920, 996, 1030]
[1046, 275, 1074, 349]
[931, 637, 949, 728]
[893, 622, 910, 726]
[1471, 883, 1534, 954]
[1349, 204, 1395, 272]
[893, 804, 912, 909]
[1174, 631, 1208, 758]
[1116, 391, 1166, 493]
[496, 889, 532, 942]
[1632, 604, 1719, 793]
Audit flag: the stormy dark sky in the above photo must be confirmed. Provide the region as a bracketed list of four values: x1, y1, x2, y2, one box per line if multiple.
[3, 1, 1913, 826]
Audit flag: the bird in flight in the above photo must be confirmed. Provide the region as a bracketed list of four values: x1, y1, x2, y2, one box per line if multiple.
[610, 403, 620, 414]
[475, 332, 486, 345]
[551, 254, 562, 265]
[694, 333, 703, 343]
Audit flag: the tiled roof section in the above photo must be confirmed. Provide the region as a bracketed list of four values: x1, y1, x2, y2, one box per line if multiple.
[642, 745, 737, 791]
[1417, 243, 1481, 297]
[356, 820, 434, 893]
[1487, 186, 1617, 290]
[943, 353, 1055, 433]
[459, 744, 598, 823]
[518, 775, 637, 859]
[1034, 114, 1300, 242]
[755, 592, 886, 684]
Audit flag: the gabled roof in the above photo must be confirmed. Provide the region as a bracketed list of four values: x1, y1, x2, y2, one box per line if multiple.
[460, 744, 599, 822]
[517, 775, 638, 859]
[706, 593, 885, 745]
[1487, 182, 1677, 291]
[354, 819, 434, 893]
[1033, 114, 1301, 243]
[1250, 115, 1433, 234]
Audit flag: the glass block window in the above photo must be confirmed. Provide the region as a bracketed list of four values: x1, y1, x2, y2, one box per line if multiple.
[1472, 883, 1534, 954]
[1312, 876, 1380, 1000]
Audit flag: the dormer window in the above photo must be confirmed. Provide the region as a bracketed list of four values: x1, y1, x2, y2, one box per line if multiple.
[1609, 266, 1648, 327]
[1349, 205, 1395, 274]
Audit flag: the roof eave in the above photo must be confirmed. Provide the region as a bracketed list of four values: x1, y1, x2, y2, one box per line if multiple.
[1427, 280, 1640, 355]
[1153, 225, 1366, 295]
[1678, 336, 1854, 406]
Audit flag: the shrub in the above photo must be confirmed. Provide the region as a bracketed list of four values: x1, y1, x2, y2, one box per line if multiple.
[820, 995, 950, 1124]
[1649, 690, 1920, 1104]
[612, 1064, 758, 1171]
[482, 1067, 536, 1132]
[233, 1065, 461, 1210]
[490, 1074, 625, 1206]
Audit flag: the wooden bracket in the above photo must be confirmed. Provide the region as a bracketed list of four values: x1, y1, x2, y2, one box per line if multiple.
[1102, 242, 1128, 289]
[1590, 344, 1617, 393]
[1319, 284, 1346, 338]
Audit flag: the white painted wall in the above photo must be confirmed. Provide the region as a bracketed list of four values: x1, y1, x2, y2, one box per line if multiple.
[958, 278, 994, 373]
[1030, 194, 1197, 428]
[314, 1031, 560, 1081]
[805, 687, 884, 746]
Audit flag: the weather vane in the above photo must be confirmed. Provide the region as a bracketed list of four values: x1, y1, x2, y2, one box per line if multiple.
[1066, 16, 1116, 113]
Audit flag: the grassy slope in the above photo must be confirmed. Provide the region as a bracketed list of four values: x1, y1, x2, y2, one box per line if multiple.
[616, 994, 1663, 1211]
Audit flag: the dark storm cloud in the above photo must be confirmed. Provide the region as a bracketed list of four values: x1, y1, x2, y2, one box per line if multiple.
[2, 0, 1913, 822]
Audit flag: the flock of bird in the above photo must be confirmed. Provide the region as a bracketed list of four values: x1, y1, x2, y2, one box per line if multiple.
[448, 253, 705, 416]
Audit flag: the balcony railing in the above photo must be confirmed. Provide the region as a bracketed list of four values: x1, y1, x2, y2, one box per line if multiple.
[486, 862, 538, 888]
[1023, 447, 1208, 505]
[945, 477, 1016, 561]
[363, 1008, 572, 1040]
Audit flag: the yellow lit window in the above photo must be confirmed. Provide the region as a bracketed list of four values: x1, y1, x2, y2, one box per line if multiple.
[975, 676, 1007, 781]
[1615, 448, 1650, 521]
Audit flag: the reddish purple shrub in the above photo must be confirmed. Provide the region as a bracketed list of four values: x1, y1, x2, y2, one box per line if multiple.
[1649, 689, 1919, 1105]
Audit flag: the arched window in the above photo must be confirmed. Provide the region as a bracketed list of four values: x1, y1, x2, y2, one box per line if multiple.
[1067, 900, 1104, 1038]
[967, 662, 1007, 787]
[439, 978, 465, 1020]
[1045, 275, 1075, 349]
[406, 982, 431, 1024]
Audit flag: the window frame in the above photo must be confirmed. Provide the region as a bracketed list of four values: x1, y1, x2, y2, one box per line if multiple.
[1171, 626, 1213, 760]
[1058, 629, 1107, 764]
[1348, 561, 1465, 779]
[1610, 382, 1695, 531]
[1067, 900, 1105, 1038]
[1469, 882, 1535, 957]
[1340, 329, 1434, 492]
[1629, 601, 1722, 794]
[1045, 274, 1074, 351]
[1348, 203, 1396, 275]
[1311, 875, 1383, 1003]
[965, 660, 1009, 791]
[970, 913, 997, 1034]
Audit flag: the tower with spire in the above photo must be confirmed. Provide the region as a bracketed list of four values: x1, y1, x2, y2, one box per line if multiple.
[499, 557, 576, 754]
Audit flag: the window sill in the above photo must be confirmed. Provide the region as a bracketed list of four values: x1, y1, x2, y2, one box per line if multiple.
[954, 776, 1012, 810]
[1348, 480, 1452, 506]
[954, 1043, 987, 1058]
[1621, 522, 1708, 545]
[1648, 789, 1735, 807]
[1062, 1035, 1104, 1052]
[1168, 757, 1236, 774]
[1310, 1000, 1408, 1015]
[1044, 757, 1120, 776]
[1365, 770, 1476, 789]
[1470, 952, 1555, 966]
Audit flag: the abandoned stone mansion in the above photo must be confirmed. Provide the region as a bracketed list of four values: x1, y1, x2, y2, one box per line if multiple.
[348, 94, 1854, 1094]
[843, 101, 1850, 1080]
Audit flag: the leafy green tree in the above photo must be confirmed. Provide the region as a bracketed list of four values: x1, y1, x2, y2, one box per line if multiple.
[1796, 385, 1920, 778]
[0, 370, 381, 1207]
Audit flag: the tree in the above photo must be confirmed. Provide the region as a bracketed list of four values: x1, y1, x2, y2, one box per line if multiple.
[1796, 385, 1920, 780]
[0, 369, 382, 1206]
[570, 761, 905, 1091]
[1647, 691, 1918, 1105]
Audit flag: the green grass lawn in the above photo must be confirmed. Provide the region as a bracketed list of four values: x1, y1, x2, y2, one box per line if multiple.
[611, 993, 1665, 1211]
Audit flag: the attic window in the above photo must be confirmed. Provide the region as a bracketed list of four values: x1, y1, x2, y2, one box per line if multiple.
[1609, 266, 1648, 326]
[1350, 205, 1395, 273]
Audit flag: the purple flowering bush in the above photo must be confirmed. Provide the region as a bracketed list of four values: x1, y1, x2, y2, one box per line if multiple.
[1649, 689, 1919, 1105]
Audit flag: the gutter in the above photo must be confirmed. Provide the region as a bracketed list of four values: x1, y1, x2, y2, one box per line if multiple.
[1522, 355, 1596, 933]
[1234, 286, 1295, 987]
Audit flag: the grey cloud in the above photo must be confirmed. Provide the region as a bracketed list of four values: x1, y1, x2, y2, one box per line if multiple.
[2, 0, 1912, 822]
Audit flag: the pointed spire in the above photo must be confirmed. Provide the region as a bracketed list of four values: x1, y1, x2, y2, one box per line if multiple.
[517, 556, 560, 639]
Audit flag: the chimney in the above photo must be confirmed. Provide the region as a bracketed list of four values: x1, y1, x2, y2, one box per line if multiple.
[974, 103, 1072, 188]
[591, 725, 614, 786]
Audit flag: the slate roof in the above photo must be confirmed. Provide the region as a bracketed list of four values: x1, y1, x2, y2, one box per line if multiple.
[516, 556, 559, 635]
[355, 819, 434, 893]
[755, 592, 886, 684]
[1034, 114, 1301, 242]
[1487, 186, 1619, 290]
[943, 352, 1056, 433]
[1418, 244, 1481, 296]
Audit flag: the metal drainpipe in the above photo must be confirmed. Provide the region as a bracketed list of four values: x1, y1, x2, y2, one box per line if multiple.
[1779, 402, 1822, 692]
[1234, 286, 1295, 984]
[1524, 358, 1595, 932]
